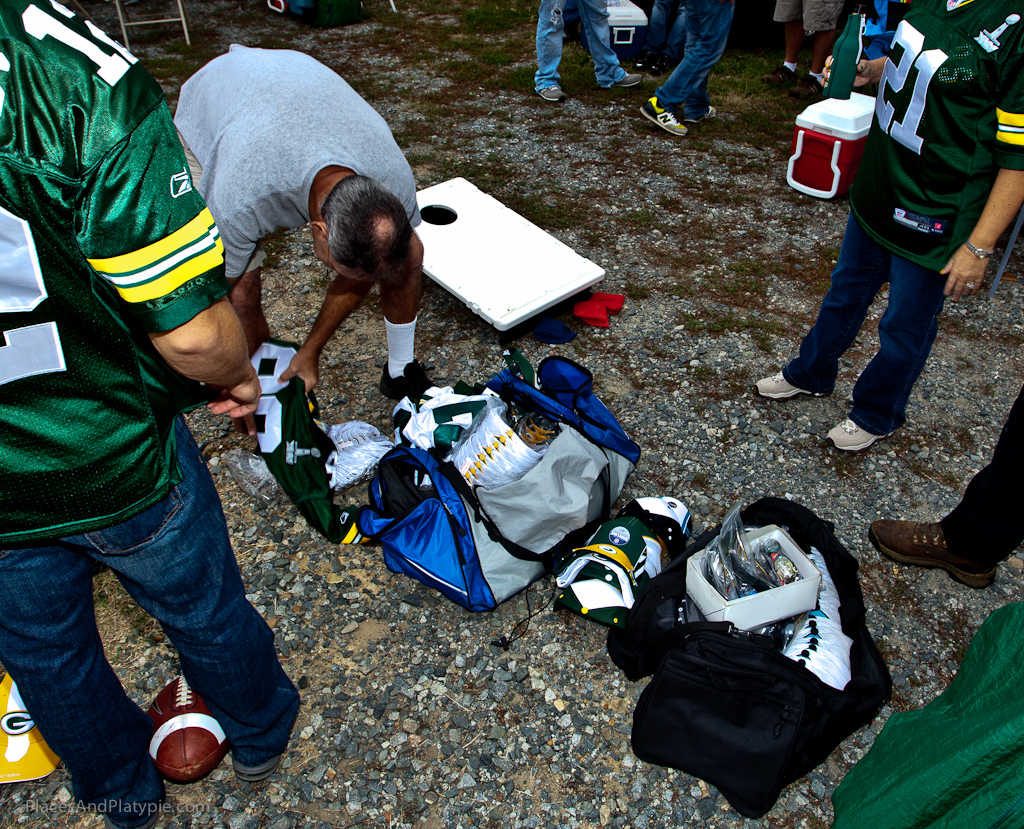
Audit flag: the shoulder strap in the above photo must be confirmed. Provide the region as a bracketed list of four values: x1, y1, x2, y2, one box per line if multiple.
[434, 456, 568, 572]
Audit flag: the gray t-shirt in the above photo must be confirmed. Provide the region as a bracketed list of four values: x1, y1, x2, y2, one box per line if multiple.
[174, 45, 420, 279]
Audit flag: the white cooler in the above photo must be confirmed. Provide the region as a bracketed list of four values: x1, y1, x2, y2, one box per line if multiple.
[580, 0, 648, 63]
[787, 92, 876, 200]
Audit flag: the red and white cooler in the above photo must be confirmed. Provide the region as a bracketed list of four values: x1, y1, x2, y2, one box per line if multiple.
[787, 92, 876, 199]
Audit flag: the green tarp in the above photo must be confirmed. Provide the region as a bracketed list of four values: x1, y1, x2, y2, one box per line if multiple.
[832, 602, 1024, 829]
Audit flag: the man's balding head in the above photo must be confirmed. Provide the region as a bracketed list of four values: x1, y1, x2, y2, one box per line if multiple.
[320, 174, 413, 286]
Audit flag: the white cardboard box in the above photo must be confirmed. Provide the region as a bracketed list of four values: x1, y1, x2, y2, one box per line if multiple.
[415, 178, 605, 331]
[686, 525, 821, 630]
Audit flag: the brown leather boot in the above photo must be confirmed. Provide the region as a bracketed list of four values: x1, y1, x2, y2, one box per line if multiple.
[868, 520, 996, 588]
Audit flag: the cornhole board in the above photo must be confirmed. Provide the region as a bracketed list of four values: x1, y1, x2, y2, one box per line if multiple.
[415, 178, 605, 331]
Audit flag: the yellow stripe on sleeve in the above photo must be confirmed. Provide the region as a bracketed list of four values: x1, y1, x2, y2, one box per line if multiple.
[87, 208, 218, 277]
[997, 108, 1024, 128]
[997, 128, 1024, 146]
[996, 109, 1024, 146]
[116, 239, 224, 303]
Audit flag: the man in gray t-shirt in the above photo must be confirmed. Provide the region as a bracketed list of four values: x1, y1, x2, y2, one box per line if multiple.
[175, 45, 431, 399]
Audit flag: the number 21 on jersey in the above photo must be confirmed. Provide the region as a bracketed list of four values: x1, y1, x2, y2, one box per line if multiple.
[876, 20, 948, 155]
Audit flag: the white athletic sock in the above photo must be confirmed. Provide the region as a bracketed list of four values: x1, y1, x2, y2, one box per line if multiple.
[809, 69, 824, 84]
[784, 60, 798, 73]
[386, 317, 417, 379]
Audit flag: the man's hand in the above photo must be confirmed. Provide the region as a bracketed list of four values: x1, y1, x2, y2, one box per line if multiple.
[151, 297, 264, 434]
[279, 347, 320, 392]
[207, 370, 262, 436]
[853, 57, 887, 87]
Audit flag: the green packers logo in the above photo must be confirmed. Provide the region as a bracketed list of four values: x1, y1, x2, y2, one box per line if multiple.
[1, 711, 35, 737]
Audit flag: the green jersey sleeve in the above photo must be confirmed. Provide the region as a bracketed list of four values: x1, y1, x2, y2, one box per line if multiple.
[994, 36, 1024, 168]
[80, 103, 229, 333]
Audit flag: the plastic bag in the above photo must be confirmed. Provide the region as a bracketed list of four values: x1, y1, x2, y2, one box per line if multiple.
[224, 449, 282, 501]
[703, 503, 797, 600]
[450, 399, 544, 489]
[324, 421, 393, 490]
[702, 503, 746, 600]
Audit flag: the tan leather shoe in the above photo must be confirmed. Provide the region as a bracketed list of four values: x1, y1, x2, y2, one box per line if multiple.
[869, 520, 996, 588]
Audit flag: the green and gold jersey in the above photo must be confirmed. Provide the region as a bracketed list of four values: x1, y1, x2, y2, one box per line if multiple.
[851, 0, 1024, 271]
[250, 341, 368, 545]
[0, 0, 228, 543]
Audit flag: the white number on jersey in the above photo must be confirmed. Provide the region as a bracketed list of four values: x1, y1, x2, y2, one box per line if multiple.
[0, 206, 66, 386]
[876, 20, 949, 155]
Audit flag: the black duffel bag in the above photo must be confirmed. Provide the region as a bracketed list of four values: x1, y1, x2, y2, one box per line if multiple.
[607, 497, 891, 819]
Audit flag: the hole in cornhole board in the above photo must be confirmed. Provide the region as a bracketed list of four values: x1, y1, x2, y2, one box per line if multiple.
[414, 178, 605, 332]
[421, 205, 458, 225]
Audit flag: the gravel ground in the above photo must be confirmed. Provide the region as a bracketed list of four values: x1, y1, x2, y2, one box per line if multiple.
[4, 2, 1024, 828]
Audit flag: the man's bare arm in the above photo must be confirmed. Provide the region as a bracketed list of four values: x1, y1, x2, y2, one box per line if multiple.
[279, 275, 373, 391]
[149, 297, 261, 432]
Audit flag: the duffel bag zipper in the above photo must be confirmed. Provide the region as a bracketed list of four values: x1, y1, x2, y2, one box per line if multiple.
[691, 631, 831, 697]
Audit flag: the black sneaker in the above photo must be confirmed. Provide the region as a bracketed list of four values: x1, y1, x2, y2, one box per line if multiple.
[233, 754, 282, 783]
[649, 53, 672, 76]
[789, 74, 823, 99]
[379, 360, 433, 401]
[633, 48, 655, 71]
[761, 64, 798, 85]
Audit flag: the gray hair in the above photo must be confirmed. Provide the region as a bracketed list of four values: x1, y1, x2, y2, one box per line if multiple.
[320, 174, 413, 287]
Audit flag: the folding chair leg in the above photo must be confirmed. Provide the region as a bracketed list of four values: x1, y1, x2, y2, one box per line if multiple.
[177, 0, 191, 45]
[112, 0, 191, 50]
[114, 0, 131, 50]
[988, 205, 1024, 298]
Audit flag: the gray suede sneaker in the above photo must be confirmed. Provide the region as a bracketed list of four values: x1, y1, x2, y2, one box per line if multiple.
[537, 86, 567, 102]
[755, 371, 817, 399]
[684, 105, 716, 124]
[613, 73, 642, 88]
[827, 418, 891, 451]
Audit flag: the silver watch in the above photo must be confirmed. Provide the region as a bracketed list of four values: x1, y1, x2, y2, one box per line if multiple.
[964, 239, 994, 260]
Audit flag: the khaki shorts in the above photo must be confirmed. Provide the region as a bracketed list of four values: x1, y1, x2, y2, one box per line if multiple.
[176, 127, 266, 276]
[772, 0, 843, 32]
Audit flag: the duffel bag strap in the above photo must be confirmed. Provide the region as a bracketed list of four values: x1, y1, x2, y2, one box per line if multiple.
[435, 457, 558, 571]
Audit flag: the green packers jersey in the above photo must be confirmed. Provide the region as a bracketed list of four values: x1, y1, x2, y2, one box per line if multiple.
[250, 341, 367, 545]
[851, 0, 1024, 271]
[0, 1, 228, 543]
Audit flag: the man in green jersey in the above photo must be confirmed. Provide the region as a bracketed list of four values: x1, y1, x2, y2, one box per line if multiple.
[0, 3, 298, 827]
[757, 0, 1024, 451]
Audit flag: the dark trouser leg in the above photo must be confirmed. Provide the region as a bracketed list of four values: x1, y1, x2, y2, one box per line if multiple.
[942, 385, 1024, 566]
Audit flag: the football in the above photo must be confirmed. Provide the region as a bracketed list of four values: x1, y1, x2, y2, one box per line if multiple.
[147, 676, 228, 782]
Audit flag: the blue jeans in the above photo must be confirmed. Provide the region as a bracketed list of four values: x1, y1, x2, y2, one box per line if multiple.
[0, 418, 299, 828]
[783, 215, 947, 436]
[654, 0, 733, 118]
[646, 0, 688, 63]
[536, 0, 627, 91]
